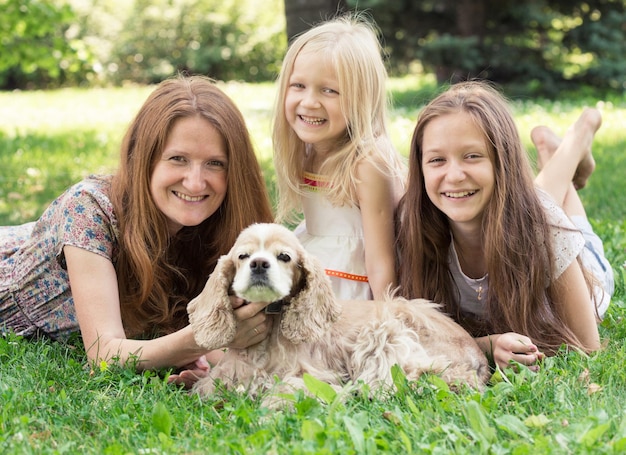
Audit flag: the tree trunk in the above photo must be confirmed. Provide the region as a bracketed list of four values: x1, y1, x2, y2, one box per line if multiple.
[456, 0, 485, 38]
[437, 0, 486, 83]
[284, 0, 346, 42]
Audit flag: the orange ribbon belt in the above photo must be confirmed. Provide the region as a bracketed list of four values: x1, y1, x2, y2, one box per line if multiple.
[325, 269, 369, 282]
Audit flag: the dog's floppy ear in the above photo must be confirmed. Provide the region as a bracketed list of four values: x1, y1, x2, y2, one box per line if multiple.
[280, 247, 341, 344]
[187, 254, 237, 350]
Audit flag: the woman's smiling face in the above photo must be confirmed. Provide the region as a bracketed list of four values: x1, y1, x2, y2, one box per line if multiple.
[150, 116, 228, 236]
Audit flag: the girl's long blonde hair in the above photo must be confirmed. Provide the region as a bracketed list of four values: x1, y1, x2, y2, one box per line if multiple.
[273, 13, 405, 223]
[397, 81, 592, 355]
[110, 75, 273, 337]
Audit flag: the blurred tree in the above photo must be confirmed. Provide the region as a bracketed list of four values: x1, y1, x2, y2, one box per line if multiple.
[340, 0, 626, 95]
[284, 0, 346, 41]
[109, 0, 286, 84]
[0, 0, 94, 89]
[561, 0, 626, 91]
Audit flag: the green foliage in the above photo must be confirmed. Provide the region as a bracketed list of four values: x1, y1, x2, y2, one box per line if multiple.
[108, 0, 286, 84]
[346, 0, 626, 96]
[303, 373, 339, 404]
[0, 0, 95, 89]
[0, 0, 286, 89]
[2, 1, 623, 92]
[0, 0, 92, 88]
[563, 0, 626, 91]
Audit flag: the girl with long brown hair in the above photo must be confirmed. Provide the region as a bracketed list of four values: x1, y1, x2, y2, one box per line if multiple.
[1, 75, 274, 386]
[397, 81, 614, 370]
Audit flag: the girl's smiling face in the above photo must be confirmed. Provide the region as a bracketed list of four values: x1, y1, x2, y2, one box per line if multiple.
[284, 48, 348, 154]
[150, 116, 228, 236]
[421, 111, 495, 233]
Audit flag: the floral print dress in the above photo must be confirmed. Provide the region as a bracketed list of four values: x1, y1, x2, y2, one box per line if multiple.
[0, 175, 119, 340]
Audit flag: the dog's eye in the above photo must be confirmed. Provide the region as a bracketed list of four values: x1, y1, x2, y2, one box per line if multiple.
[238, 253, 250, 260]
[277, 253, 291, 263]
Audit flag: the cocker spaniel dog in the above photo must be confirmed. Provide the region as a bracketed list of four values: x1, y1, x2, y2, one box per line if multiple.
[188, 223, 490, 404]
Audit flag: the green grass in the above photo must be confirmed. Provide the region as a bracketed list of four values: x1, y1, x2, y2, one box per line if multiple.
[1, 78, 625, 454]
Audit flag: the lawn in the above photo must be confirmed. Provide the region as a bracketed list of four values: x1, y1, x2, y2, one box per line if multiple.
[1, 77, 625, 454]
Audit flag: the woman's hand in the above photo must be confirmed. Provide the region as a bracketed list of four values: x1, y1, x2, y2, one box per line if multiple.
[168, 298, 272, 388]
[486, 332, 545, 371]
[167, 355, 212, 388]
[228, 298, 273, 349]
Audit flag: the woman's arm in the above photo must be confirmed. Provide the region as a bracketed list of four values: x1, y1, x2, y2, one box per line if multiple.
[355, 160, 398, 300]
[552, 259, 601, 351]
[64, 245, 270, 371]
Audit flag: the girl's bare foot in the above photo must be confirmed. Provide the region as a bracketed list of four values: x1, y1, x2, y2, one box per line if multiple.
[572, 108, 601, 190]
[531, 108, 601, 190]
[531, 125, 561, 171]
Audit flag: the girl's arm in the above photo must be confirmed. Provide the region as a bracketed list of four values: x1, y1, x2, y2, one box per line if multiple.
[355, 160, 398, 300]
[475, 333, 544, 371]
[475, 259, 599, 370]
[552, 259, 601, 351]
[64, 245, 270, 371]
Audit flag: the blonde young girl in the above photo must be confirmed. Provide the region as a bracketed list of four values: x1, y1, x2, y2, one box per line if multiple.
[273, 14, 406, 300]
[396, 81, 614, 370]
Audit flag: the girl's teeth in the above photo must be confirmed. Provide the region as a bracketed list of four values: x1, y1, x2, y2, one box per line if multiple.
[300, 115, 325, 125]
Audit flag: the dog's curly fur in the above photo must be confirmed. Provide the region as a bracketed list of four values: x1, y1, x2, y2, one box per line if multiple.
[188, 223, 490, 403]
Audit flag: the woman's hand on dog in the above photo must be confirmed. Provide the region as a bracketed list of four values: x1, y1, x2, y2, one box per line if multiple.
[229, 297, 273, 349]
[169, 298, 272, 388]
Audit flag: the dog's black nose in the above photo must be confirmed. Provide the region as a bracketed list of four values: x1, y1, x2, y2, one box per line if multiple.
[250, 259, 270, 274]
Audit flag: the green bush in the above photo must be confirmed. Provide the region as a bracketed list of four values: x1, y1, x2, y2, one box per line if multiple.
[347, 0, 626, 96]
[108, 0, 286, 84]
[564, 4, 626, 91]
[0, 0, 286, 89]
[0, 0, 95, 89]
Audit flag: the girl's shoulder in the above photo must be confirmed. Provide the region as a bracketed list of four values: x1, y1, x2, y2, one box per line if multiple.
[359, 137, 407, 177]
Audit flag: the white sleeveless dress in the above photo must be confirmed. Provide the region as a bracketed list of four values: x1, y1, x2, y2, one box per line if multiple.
[294, 171, 372, 300]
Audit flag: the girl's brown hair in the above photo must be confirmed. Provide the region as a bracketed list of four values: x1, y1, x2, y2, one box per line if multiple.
[397, 81, 588, 355]
[110, 75, 273, 337]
